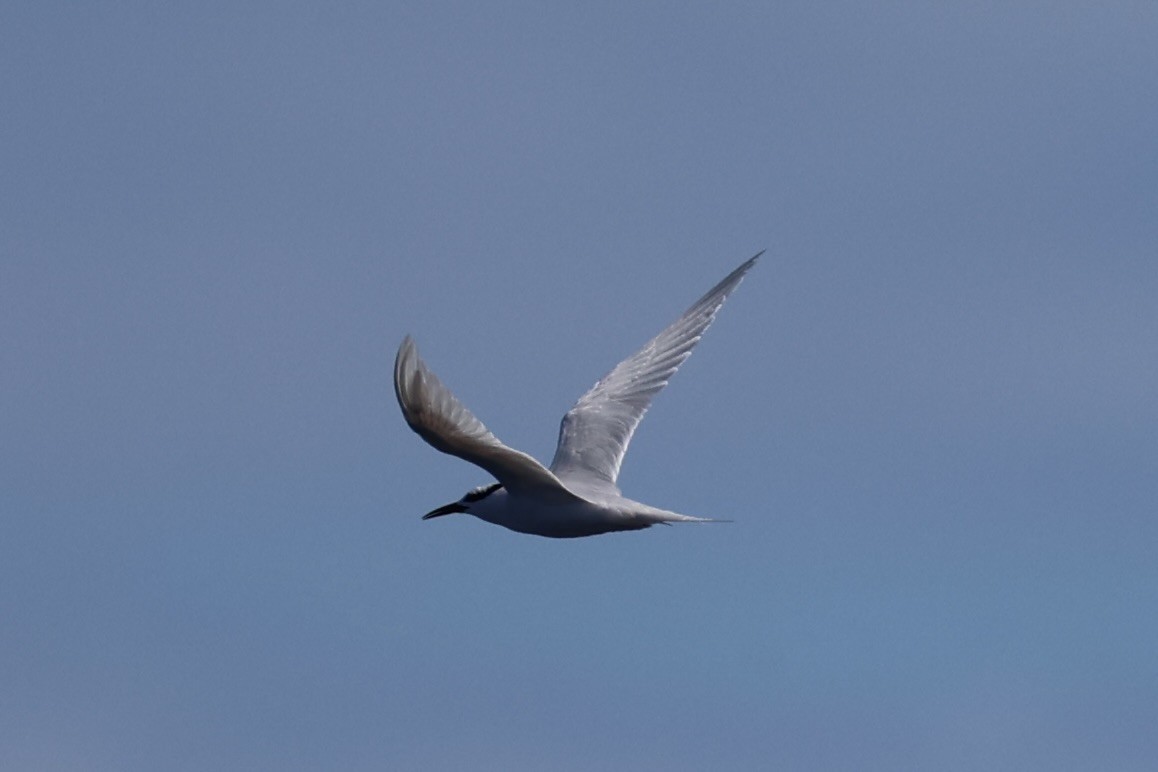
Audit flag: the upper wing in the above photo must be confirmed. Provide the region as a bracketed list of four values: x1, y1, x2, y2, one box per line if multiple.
[394, 336, 580, 501]
[549, 253, 761, 491]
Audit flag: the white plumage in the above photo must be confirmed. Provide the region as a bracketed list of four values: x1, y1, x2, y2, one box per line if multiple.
[394, 253, 760, 538]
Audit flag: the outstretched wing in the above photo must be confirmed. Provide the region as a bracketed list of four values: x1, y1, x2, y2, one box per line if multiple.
[394, 336, 580, 501]
[549, 253, 760, 491]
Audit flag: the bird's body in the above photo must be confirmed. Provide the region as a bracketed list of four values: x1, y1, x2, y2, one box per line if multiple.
[453, 482, 702, 538]
[394, 253, 760, 538]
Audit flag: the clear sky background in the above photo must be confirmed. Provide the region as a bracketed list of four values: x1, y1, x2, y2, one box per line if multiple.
[3, 2, 1157, 770]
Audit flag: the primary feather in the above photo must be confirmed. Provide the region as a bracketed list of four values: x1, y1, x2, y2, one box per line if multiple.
[394, 336, 579, 502]
[549, 253, 760, 492]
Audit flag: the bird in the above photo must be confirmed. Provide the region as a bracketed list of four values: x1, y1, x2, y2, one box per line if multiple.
[393, 252, 761, 538]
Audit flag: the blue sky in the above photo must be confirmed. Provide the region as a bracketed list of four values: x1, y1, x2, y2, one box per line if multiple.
[3, 2, 1157, 769]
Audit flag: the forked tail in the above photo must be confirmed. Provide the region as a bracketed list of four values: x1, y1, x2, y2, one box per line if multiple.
[646, 511, 733, 526]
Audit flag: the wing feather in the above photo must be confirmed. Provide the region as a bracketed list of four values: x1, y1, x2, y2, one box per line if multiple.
[394, 336, 580, 501]
[549, 253, 760, 490]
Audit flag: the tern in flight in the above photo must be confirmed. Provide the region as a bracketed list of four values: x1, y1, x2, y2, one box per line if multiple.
[394, 253, 760, 538]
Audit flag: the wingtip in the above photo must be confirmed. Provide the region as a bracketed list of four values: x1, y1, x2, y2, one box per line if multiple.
[394, 335, 419, 409]
[396, 335, 418, 371]
[708, 251, 761, 297]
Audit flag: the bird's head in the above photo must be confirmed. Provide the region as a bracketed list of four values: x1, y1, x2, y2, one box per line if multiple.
[423, 482, 504, 520]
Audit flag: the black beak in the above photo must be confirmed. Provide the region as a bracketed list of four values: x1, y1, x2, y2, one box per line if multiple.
[423, 501, 466, 520]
